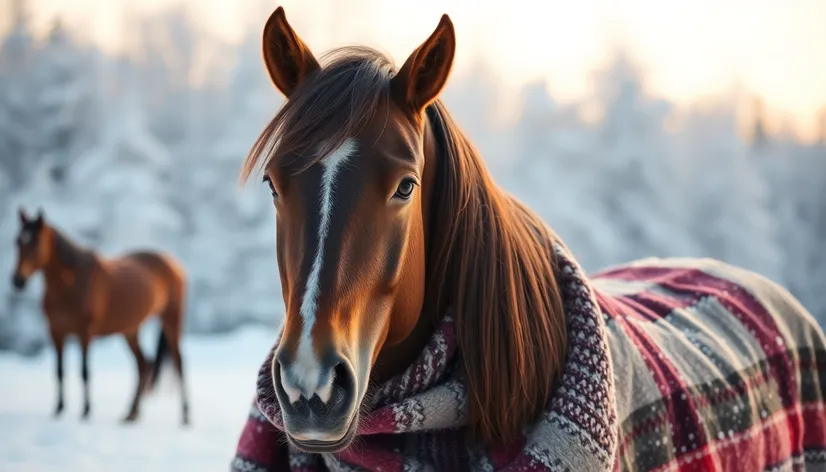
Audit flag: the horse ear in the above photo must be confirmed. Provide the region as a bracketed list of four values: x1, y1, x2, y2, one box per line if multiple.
[261, 6, 320, 98]
[35, 208, 44, 227]
[391, 14, 456, 114]
[18, 207, 27, 224]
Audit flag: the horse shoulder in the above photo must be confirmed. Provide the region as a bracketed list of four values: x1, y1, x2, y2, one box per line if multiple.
[41, 280, 86, 333]
[41, 289, 64, 320]
[71, 257, 110, 326]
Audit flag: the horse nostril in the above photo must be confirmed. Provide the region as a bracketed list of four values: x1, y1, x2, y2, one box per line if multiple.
[307, 362, 353, 415]
[273, 359, 301, 404]
[332, 362, 352, 398]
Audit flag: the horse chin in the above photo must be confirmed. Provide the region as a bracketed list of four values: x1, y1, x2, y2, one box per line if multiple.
[286, 412, 359, 453]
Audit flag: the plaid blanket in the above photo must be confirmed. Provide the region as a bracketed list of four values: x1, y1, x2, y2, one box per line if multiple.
[231, 244, 826, 471]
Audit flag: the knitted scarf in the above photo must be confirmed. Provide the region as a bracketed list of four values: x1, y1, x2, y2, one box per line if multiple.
[232, 244, 826, 472]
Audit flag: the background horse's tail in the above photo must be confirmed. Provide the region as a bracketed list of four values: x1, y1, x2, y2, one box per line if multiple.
[134, 252, 187, 396]
[147, 327, 169, 392]
[138, 251, 190, 423]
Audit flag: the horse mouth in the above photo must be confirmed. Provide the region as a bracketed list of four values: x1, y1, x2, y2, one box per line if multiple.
[287, 414, 358, 453]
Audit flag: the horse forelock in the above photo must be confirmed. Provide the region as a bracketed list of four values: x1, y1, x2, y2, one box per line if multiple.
[240, 46, 396, 183]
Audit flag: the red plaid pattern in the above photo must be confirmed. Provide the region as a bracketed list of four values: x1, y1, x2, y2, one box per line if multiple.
[232, 247, 826, 472]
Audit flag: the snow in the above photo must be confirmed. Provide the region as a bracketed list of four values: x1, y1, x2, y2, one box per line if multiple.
[0, 323, 277, 471]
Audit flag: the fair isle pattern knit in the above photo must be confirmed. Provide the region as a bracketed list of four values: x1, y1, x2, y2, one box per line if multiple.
[231, 245, 826, 472]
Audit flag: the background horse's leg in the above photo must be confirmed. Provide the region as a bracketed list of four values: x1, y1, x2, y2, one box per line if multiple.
[122, 331, 148, 423]
[146, 319, 189, 426]
[49, 329, 65, 418]
[79, 332, 91, 420]
[160, 277, 189, 427]
[165, 329, 189, 426]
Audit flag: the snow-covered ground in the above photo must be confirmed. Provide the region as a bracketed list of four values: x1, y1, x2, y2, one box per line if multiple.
[0, 322, 278, 471]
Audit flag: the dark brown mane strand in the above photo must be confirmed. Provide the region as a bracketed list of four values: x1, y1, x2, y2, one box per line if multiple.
[51, 226, 89, 270]
[422, 101, 568, 445]
[239, 46, 396, 182]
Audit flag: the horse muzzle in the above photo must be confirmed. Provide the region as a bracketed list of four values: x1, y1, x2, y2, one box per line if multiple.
[273, 350, 359, 452]
[11, 273, 26, 291]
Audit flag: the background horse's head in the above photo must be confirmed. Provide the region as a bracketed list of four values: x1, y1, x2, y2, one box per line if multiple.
[11, 208, 51, 291]
[241, 7, 567, 453]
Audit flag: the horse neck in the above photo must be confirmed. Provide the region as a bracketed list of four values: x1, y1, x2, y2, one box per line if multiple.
[42, 228, 90, 288]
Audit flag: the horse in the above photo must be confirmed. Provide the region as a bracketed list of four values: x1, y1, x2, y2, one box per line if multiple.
[232, 7, 826, 471]
[11, 208, 190, 425]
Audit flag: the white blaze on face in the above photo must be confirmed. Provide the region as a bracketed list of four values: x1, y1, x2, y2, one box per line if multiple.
[283, 139, 357, 404]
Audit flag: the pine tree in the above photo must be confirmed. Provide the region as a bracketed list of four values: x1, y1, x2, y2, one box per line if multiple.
[751, 97, 768, 149]
[682, 104, 782, 282]
[32, 18, 100, 185]
[590, 53, 698, 265]
[0, 0, 36, 189]
[509, 79, 621, 271]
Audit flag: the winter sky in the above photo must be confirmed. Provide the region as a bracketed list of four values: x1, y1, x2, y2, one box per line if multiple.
[13, 0, 826, 141]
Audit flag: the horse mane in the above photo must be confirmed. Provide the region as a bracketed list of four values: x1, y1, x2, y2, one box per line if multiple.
[422, 101, 567, 445]
[239, 46, 394, 181]
[49, 225, 88, 270]
[238, 46, 568, 445]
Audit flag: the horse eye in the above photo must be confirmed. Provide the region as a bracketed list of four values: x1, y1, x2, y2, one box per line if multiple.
[393, 178, 416, 200]
[263, 177, 278, 198]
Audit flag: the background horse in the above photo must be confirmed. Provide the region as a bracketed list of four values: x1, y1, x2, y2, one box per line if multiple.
[233, 7, 826, 471]
[11, 208, 190, 425]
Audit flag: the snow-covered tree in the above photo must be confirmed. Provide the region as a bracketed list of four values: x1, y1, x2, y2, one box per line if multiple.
[0, 13, 105, 353]
[31, 19, 100, 186]
[506, 80, 620, 271]
[679, 104, 782, 282]
[0, 3, 37, 189]
[755, 134, 826, 323]
[127, 5, 197, 150]
[589, 53, 699, 265]
[177, 26, 284, 331]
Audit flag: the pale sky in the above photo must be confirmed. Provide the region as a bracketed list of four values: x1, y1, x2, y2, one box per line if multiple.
[18, 0, 826, 141]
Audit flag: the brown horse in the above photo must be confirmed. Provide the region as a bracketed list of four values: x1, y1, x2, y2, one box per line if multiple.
[11, 208, 190, 425]
[231, 9, 826, 471]
[238, 7, 565, 452]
